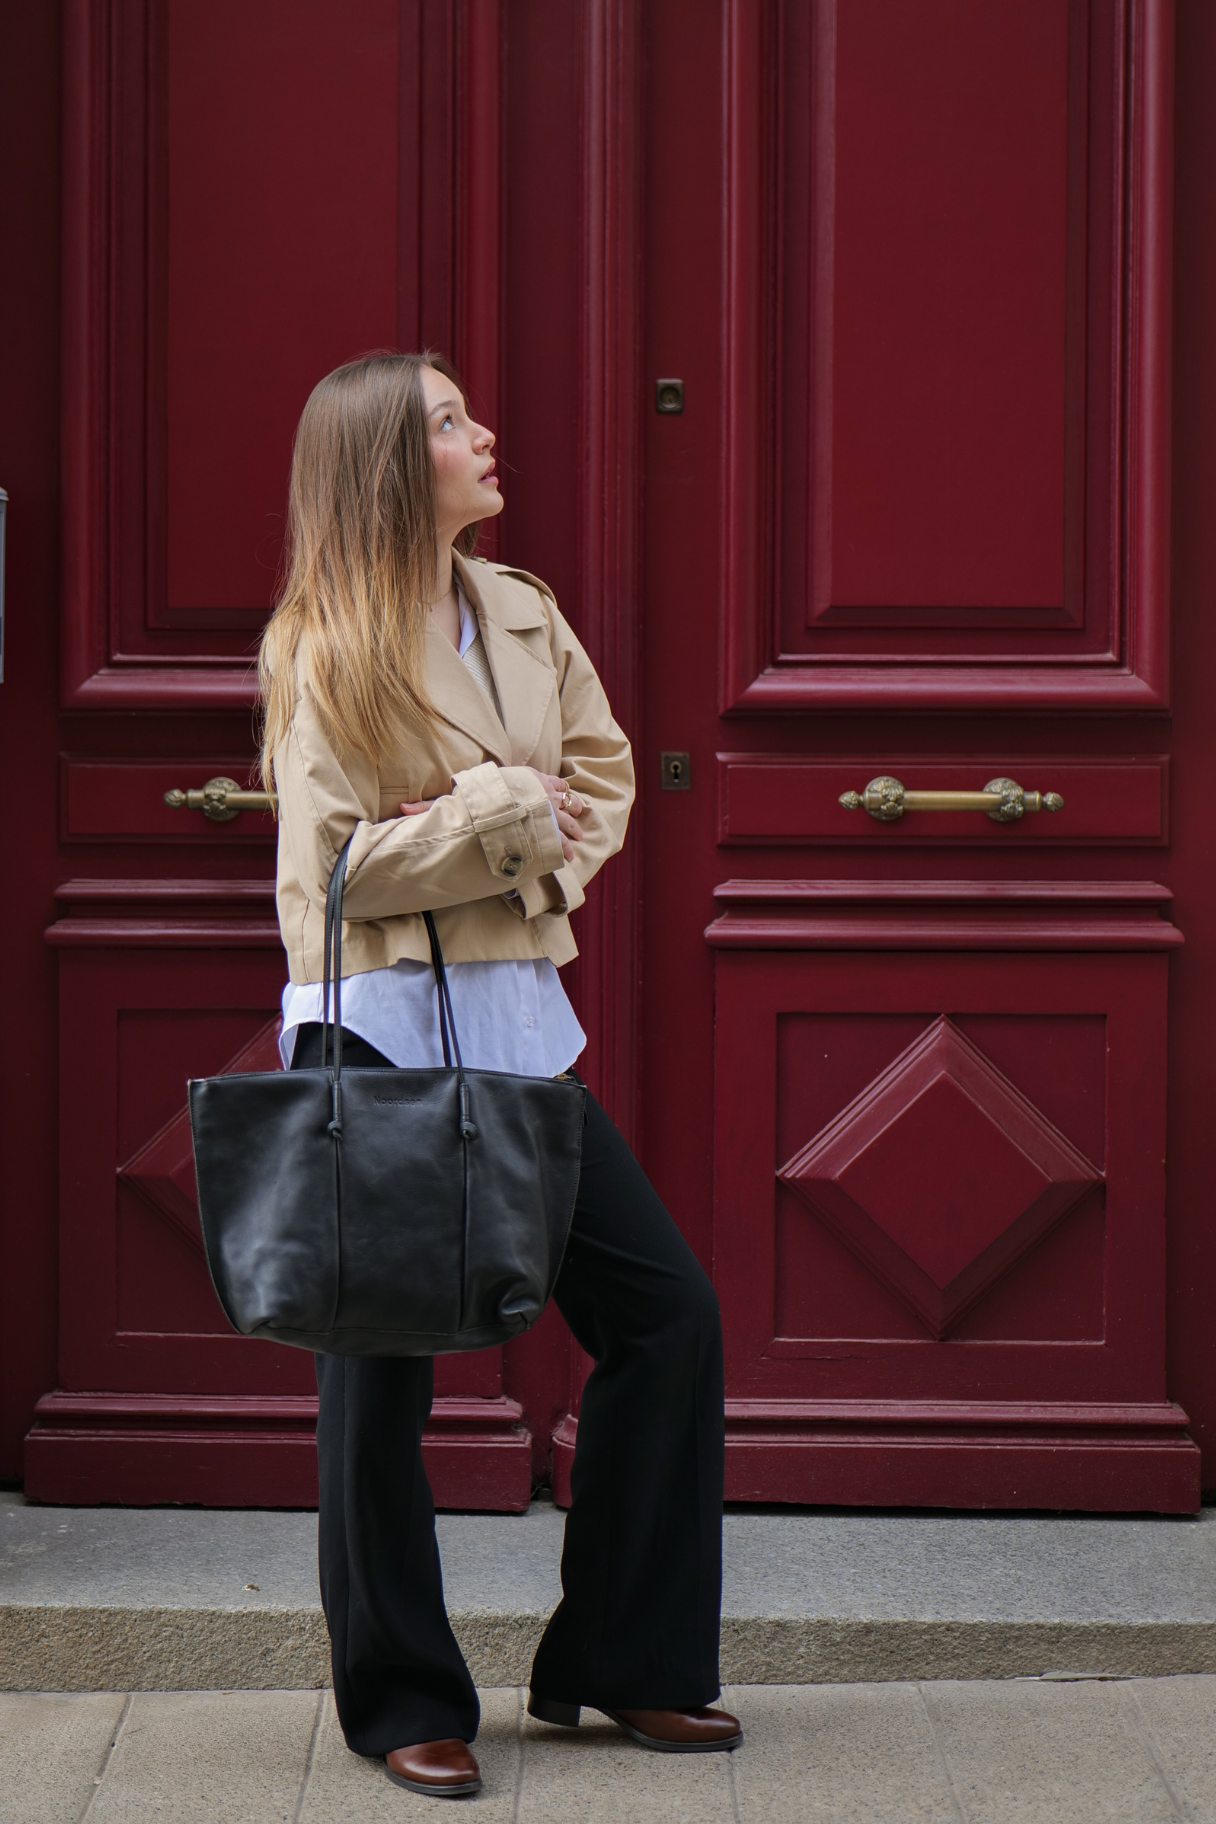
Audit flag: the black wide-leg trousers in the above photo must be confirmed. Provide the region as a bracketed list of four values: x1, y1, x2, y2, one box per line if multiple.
[293, 1025, 725, 1757]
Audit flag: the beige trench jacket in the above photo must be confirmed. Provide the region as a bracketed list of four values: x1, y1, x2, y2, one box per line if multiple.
[273, 554, 635, 983]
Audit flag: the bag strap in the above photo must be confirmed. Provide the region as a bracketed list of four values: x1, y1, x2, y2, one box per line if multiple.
[321, 836, 353, 1076]
[420, 909, 476, 1134]
[422, 910, 463, 1071]
[321, 839, 477, 1141]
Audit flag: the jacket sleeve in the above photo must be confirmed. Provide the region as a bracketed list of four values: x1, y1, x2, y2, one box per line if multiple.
[276, 682, 566, 921]
[510, 593, 636, 922]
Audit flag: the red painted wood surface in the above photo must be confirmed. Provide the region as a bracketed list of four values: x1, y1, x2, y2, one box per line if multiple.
[704, 894, 1197, 1507]
[8, 0, 626, 1510]
[706, 878, 1186, 953]
[827, 0, 1070, 612]
[717, 758, 1170, 847]
[60, 759, 276, 843]
[721, 0, 1173, 708]
[24, 1392, 532, 1512]
[778, 1017, 1104, 1338]
[4, 0, 1216, 1518]
[59, 0, 507, 708]
[634, 0, 1205, 1513]
[165, 0, 400, 616]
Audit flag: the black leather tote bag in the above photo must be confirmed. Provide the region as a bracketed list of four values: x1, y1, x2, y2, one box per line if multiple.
[188, 838, 586, 1354]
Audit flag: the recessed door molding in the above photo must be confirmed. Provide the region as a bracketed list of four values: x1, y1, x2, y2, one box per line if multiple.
[719, 0, 1175, 712]
[704, 877, 1197, 1510]
[59, 0, 505, 709]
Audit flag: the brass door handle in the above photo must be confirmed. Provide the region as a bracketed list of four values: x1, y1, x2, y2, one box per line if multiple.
[163, 776, 276, 823]
[839, 775, 1064, 824]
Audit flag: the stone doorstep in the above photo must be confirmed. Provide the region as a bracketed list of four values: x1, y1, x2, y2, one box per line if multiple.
[5, 1607, 1216, 1695]
[4, 1494, 1216, 1693]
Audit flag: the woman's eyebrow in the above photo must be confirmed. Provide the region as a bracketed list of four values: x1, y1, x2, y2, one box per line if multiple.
[428, 398, 460, 418]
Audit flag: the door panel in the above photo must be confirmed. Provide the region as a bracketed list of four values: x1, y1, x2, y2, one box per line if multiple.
[61, 0, 501, 707]
[641, 0, 1196, 1511]
[7, 0, 1205, 1514]
[60, 758, 276, 843]
[48, 903, 296, 1396]
[31, 0, 598, 1509]
[165, 0, 401, 618]
[27, 0, 636, 1508]
[28, 882, 533, 1507]
[823, 0, 1071, 614]
[707, 890, 1197, 1509]
[715, 756, 1170, 846]
[722, 0, 1171, 708]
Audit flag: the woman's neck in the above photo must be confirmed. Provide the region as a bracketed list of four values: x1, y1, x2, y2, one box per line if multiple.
[432, 539, 455, 604]
[430, 538, 461, 651]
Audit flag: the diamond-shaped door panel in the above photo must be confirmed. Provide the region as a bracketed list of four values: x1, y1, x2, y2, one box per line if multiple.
[117, 1018, 283, 1253]
[778, 1017, 1101, 1338]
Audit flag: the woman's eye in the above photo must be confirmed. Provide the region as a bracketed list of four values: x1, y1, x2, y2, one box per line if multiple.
[440, 414, 454, 431]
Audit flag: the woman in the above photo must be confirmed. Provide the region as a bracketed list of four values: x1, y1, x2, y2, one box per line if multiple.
[260, 352, 739, 1799]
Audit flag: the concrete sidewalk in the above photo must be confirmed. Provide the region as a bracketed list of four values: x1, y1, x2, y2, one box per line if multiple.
[5, 1678, 1216, 1822]
[4, 1493, 1216, 1691]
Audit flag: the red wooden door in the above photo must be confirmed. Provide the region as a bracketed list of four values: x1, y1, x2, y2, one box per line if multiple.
[5, 0, 1215, 1517]
[16, 0, 628, 1510]
[636, 0, 1205, 1510]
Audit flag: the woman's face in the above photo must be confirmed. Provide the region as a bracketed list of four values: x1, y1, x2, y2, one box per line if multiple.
[422, 363, 503, 544]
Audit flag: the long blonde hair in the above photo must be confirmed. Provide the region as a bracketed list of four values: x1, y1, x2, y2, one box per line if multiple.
[258, 351, 478, 788]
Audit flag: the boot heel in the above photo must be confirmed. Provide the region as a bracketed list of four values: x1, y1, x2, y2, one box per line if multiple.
[528, 1695, 581, 1728]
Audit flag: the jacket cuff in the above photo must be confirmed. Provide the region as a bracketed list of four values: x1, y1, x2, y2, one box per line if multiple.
[498, 766, 567, 874]
[452, 761, 564, 885]
[511, 861, 587, 921]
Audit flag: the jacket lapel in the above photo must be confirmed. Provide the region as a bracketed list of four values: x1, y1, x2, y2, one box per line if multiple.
[424, 616, 512, 765]
[455, 555, 555, 766]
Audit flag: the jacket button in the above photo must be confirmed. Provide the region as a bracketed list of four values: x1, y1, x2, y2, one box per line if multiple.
[500, 854, 524, 877]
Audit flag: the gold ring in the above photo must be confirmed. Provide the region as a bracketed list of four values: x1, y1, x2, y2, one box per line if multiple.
[561, 789, 573, 811]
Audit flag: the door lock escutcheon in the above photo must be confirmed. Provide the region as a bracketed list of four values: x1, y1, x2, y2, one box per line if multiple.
[839, 775, 1064, 823]
[660, 751, 691, 791]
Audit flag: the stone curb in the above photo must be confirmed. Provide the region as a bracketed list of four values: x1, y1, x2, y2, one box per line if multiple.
[5, 1605, 1216, 1693]
[718, 1617, 1216, 1684]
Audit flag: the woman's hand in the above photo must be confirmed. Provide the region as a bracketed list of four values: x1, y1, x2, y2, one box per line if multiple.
[525, 769, 586, 863]
[399, 770, 586, 864]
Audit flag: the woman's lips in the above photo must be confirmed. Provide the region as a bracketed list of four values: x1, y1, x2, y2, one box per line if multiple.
[479, 460, 498, 484]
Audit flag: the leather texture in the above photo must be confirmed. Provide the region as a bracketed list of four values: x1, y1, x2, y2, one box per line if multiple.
[525, 1693, 742, 1752]
[384, 1739, 482, 1795]
[189, 838, 585, 1355]
[607, 1707, 743, 1752]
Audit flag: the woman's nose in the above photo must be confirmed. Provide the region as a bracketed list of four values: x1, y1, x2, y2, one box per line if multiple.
[473, 423, 495, 451]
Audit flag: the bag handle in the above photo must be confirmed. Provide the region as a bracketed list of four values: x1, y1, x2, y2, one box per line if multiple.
[321, 838, 476, 1141]
[320, 837, 351, 1077]
[422, 909, 463, 1072]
